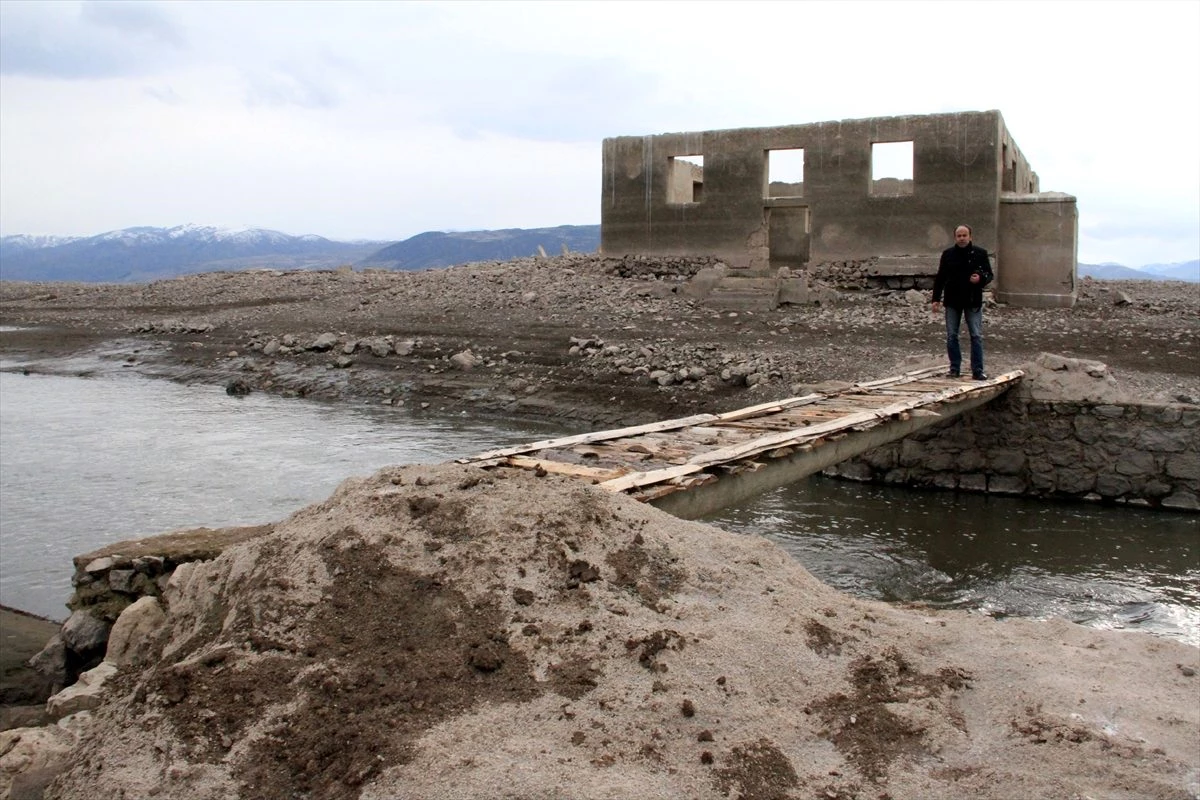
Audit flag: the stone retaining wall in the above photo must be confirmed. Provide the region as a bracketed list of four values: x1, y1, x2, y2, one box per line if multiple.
[825, 393, 1200, 511]
[599, 254, 725, 280]
[808, 258, 935, 292]
[28, 525, 274, 694]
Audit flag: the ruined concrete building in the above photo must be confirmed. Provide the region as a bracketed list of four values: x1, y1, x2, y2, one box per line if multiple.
[601, 110, 1077, 308]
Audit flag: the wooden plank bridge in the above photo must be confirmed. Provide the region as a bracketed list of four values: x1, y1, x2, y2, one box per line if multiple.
[459, 366, 1024, 519]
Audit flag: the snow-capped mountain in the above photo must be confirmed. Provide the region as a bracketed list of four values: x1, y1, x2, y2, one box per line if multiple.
[0, 225, 391, 282]
[1, 233, 85, 251]
[1079, 260, 1199, 282]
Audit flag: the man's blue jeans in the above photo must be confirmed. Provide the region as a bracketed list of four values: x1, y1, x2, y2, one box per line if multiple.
[944, 305, 984, 376]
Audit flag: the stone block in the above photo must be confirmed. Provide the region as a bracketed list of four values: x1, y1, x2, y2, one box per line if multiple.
[833, 461, 874, 481]
[899, 440, 926, 467]
[1136, 428, 1191, 453]
[1093, 404, 1127, 419]
[1100, 425, 1139, 448]
[1056, 469, 1095, 494]
[863, 447, 897, 470]
[1041, 418, 1075, 442]
[956, 451, 985, 472]
[1096, 474, 1133, 498]
[1072, 416, 1102, 445]
[926, 453, 956, 471]
[1161, 491, 1200, 512]
[108, 569, 136, 593]
[1028, 462, 1056, 492]
[1047, 443, 1082, 467]
[959, 474, 987, 492]
[1165, 452, 1200, 482]
[987, 475, 1027, 495]
[1114, 450, 1157, 477]
[931, 474, 957, 490]
[1143, 479, 1173, 499]
[1144, 406, 1183, 424]
[82, 557, 115, 575]
[989, 450, 1026, 475]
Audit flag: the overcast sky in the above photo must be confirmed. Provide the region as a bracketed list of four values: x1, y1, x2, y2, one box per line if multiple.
[1, 0, 1197, 266]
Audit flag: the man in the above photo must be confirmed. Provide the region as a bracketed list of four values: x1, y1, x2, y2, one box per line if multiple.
[932, 224, 994, 380]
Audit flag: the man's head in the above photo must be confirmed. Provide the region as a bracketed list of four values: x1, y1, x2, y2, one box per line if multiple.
[954, 225, 972, 247]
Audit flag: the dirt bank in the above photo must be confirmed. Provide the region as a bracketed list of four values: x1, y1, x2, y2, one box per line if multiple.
[2, 256, 1197, 428]
[11, 462, 1195, 799]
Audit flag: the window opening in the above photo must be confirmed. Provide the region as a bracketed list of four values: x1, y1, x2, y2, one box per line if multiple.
[766, 148, 805, 198]
[870, 140, 913, 196]
[667, 155, 704, 204]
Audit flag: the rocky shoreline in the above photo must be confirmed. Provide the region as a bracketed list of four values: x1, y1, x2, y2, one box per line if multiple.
[2, 255, 1198, 430]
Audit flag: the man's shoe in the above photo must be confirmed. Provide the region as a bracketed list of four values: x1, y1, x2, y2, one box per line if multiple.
[973, 373, 988, 381]
[946, 370, 961, 378]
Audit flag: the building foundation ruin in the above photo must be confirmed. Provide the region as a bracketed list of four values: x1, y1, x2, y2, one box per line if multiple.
[601, 110, 1077, 309]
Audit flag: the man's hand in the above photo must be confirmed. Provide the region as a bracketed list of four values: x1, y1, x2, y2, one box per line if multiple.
[931, 301, 942, 312]
[969, 272, 981, 284]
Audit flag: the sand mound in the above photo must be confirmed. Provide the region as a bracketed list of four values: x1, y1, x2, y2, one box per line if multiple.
[46, 463, 1199, 799]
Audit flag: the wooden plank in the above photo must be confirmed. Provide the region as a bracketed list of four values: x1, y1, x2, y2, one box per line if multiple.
[713, 393, 826, 422]
[601, 371, 1022, 494]
[459, 412, 721, 462]
[505, 455, 627, 481]
[851, 365, 944, 389]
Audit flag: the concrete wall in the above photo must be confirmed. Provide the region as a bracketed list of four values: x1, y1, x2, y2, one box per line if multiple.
[997, 193, 1079, 308]
[602, 110, 1016, 274]
[825, 396, 1200, 512]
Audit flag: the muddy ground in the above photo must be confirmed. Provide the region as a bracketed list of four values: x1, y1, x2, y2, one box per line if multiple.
[1, 255, 1198, 429]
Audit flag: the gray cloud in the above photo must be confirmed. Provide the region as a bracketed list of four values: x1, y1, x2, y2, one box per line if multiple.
[144, 84, 184, 105]
[424, 53, 677, 143]
[0, 1, 184, 79]
[81, 1, 185, 47]
[243, 66, 340, 110]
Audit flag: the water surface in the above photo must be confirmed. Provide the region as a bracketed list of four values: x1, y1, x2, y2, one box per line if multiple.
[2, 366, 1196, 647]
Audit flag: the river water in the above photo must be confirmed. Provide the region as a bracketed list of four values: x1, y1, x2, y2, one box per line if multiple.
[1, 364, 1197, 646]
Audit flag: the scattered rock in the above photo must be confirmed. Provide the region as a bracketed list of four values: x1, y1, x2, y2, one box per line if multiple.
[45, 663, 117, 719]
[308, 332, 339, 352]
[225, 378, 252, 396]
[57, 612, 109, 660]
[450, 350, 481, 370]
[104, 597, 167, 668]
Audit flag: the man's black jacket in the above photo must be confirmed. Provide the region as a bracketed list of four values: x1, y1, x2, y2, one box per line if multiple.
[933, 243, 993, 309]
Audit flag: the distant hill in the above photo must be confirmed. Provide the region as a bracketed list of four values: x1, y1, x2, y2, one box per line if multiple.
[360, 225, 600, 270]
[0, 225, 386, 283]
[1079, 260, 1199, 282]
[3, 223, 1191, 284]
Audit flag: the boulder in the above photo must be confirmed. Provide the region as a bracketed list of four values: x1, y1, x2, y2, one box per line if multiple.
[45, 663, 118, 720]
[225, 378, 252, 396]
[1015, 353, 1128, 404]
[25, 635, 68, 695]
[450, 350, 481, 370]
[308, 332, 339, 351]
[0, 721, 79, 800]
[59, 611, 110, 658]
[105, 596, 167, 668]
[364, 337, 392, 358]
